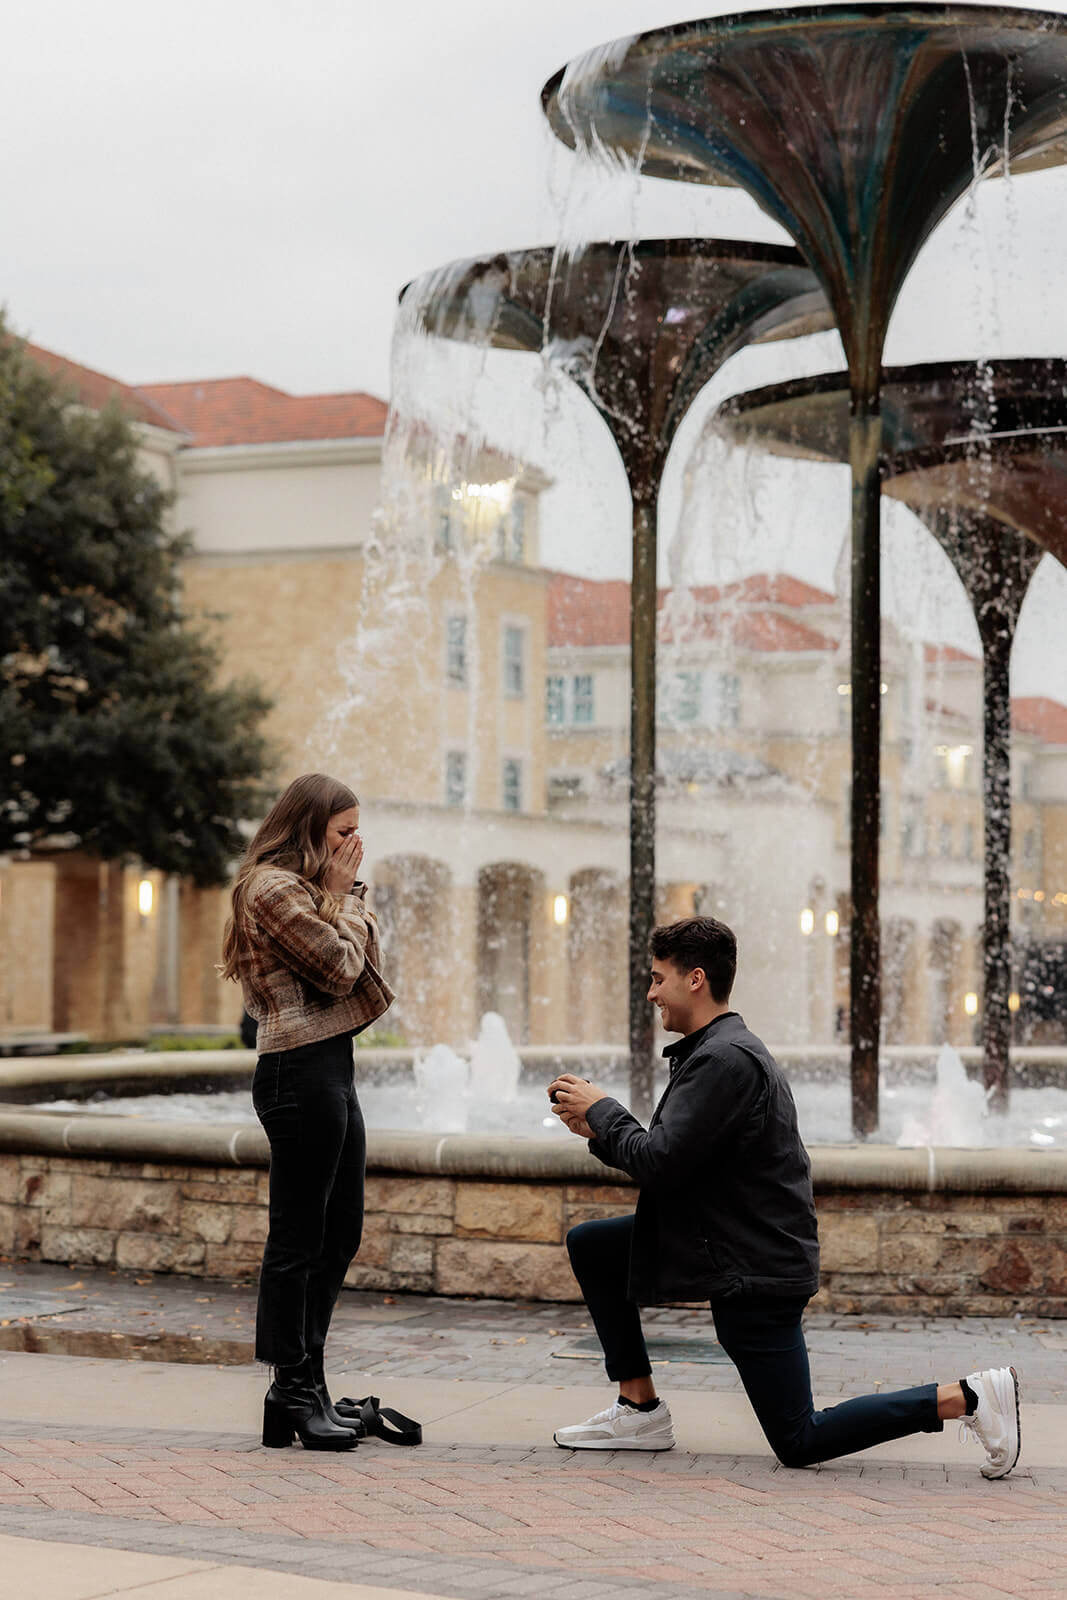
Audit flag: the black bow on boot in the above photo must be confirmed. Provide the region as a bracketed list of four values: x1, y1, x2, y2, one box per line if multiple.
[262, 1355, 360, 1450]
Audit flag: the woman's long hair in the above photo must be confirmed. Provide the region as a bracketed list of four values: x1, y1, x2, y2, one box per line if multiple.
[220, 772, 358, 981]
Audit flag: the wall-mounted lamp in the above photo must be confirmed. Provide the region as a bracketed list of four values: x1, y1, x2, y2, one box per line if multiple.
[963, 991, 979, 1017]
[799, 908, 815, 936]
[824, 910, 840, 938]
[552, 894, 569, 926]
[137, 879, 154, 918]
[1008, 992, 1021, 1013]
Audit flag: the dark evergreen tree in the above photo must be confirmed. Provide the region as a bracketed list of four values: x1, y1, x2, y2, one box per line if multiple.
[0, 321, 276, 885]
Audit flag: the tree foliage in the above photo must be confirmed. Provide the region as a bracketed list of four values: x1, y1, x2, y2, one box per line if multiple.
[0, 321, 276, 885]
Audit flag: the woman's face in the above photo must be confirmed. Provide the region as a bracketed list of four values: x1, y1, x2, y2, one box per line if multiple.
[325, 805, 360, 855]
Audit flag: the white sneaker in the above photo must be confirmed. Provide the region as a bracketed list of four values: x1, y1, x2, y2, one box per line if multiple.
[553, 1398, 675, 1451]
[959, 1366, 1021, 1479]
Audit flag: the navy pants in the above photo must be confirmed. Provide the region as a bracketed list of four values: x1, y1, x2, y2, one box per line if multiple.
[566, 1214, 943, 1468]
[252, 1032, 365, 1367]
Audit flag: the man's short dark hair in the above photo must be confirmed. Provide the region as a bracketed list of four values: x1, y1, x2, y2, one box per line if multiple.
[649, 916, 737, 1003]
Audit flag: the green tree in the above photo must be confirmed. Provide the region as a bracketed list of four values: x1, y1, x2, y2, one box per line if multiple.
[0, 320, 276, 885]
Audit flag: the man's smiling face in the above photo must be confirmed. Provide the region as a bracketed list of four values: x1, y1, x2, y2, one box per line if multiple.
[647, 955, 704, 1036]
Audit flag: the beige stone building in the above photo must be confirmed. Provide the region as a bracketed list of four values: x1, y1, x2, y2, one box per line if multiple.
[3, 343, 1066, 1053]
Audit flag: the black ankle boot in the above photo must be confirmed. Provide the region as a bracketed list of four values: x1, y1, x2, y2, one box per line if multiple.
[307, 1348, 366, 1436]
[262, 1356, 359, 1451]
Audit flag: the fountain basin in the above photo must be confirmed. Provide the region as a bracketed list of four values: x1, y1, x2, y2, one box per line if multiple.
[0, 1100, 1064, 1317]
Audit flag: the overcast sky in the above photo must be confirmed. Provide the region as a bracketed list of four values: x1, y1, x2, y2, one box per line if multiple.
[4, 0, 1067, 696]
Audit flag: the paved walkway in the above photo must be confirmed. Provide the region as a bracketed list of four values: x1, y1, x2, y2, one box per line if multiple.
[1, 1262, 1065, 1599]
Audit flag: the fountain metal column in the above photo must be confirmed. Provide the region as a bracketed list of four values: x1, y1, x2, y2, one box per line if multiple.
[543, 4, 1067, 1134]
[714, 357, 1067, 1107]
[403, 240, 829, 1116]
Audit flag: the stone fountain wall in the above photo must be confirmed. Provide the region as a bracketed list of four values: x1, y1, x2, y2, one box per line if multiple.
[0, 1116, 1064, 1316]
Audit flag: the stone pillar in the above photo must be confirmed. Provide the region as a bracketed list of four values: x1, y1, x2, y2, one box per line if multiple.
[528, 881, 568, 1046]
[51, 854, 107, 1034]
[1, 859, 57, 1034]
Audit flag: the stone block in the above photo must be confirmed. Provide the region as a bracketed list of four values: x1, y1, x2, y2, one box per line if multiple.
[389, 1235, 434, 1275]
[878, 1232, 948, 1274]
[0, 1162, 19, 1204]
[0, 1203, 15, 1253]
[435, 1239, 581, 1301]
[203, 1242, 263, 1278]
[1004, 1214, 1047, 1235]
[40, 1226, 115, 1266]
[180, 1201, 232, 1244]
[71, 1176, 179, 1234]
[454, 1182, 562, 1243]
[115, 1234, 207, 1273]
[13, 1211, 42, 1256]
[979, 1240, 1049, 1294]
[818, 1215, 879, 1272]
[391, 1213, 454, 1235]
[563, 1184, 634, 1204]
[364, 1176, 454, 1216]
[20, 1169, 71, 1215]
[229, 1206, 268, 1245]
[563, 1204, 635, 1231]
[352, 1214, 391, 1271]
[1047, 1247, 1067, 1297]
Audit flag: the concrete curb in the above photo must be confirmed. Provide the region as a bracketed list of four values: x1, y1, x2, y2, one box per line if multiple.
[0, 1106, 1065, 1190]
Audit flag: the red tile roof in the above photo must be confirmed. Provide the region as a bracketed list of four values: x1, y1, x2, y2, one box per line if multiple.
[19, 341, 389, 448]
[1012, 696, 1067, 745]
[924, 642, 978, 665]
[137, 377, 388, 447]
[21, 342, 185, 434]
[547, 572, 838, 652]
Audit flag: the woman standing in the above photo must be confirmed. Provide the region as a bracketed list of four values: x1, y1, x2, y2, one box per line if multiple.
[221, 773, 394, 1451]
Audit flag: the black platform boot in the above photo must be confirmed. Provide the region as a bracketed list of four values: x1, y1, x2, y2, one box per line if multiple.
[262, 1355, 360, 1450]
[308, 1348, 366, 1436]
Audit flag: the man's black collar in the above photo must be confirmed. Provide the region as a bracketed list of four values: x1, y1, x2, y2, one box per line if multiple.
[662, 1010, 739, 1067]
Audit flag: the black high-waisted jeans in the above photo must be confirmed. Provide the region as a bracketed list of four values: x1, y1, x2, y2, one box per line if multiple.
[567, 1214, 944, 1468]
[252, 1031, 366, 1367]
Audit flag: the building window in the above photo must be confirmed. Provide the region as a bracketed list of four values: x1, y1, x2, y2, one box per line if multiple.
[572, 673, 594, 724]
[436, 487, 457, 552]
[445, 751, 467, 808]
[503, 626, 524, 697]
[502, 758, 522, 812]
[660, 670, 701, 724]
[709, 670, 741, 728]
[964, 821, 977, 861]
[938, 821, 953, 858]
[546, 675, 566, 725]
[446, 616, 468, 686]
[499, 497, 526, 564]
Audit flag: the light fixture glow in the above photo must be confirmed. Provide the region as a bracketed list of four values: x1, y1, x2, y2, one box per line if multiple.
[1009, 992, 1021, 1012]
[963, 991, 979, 1017]
[799, 908, 815, 936]
[825, 910, 840, 937]
[552, 894, 569, 926]
[137, 879, 154, 917]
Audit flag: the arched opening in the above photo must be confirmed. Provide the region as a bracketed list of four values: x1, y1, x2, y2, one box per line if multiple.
[568, 868, 626, 1044]
[477, 863, 539, 1043]
[374, 855, 452, 1045]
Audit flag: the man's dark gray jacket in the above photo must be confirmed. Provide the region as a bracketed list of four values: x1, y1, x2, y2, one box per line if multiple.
[585, 1011, 820, 1304]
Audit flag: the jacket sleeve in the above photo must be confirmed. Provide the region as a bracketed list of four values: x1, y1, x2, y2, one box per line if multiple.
[248, 872, 371, 997]
[584, 1052, 765, 1191]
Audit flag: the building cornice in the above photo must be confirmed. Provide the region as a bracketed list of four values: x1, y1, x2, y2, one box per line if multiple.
[177, 436, 384, 474]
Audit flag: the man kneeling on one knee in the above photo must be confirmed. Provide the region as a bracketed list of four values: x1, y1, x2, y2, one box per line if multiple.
[547, 916, 1020, 1478]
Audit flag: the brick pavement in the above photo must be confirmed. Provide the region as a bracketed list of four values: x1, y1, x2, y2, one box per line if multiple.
[2, 1263, 1067, 1598]
[0, 1424, 1064, 1600]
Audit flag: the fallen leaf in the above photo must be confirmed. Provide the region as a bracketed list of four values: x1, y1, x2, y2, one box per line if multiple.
[134, 1278, 152, 1286]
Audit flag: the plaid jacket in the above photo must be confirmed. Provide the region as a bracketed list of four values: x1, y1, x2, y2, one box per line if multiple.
[238, 867, 394, 1053]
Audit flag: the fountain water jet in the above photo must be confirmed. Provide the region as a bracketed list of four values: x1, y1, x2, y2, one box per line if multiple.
[403, 239, 831, 1115]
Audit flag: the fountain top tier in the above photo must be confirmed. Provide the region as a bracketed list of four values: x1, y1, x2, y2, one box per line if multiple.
[542, 5, 1067, 402]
